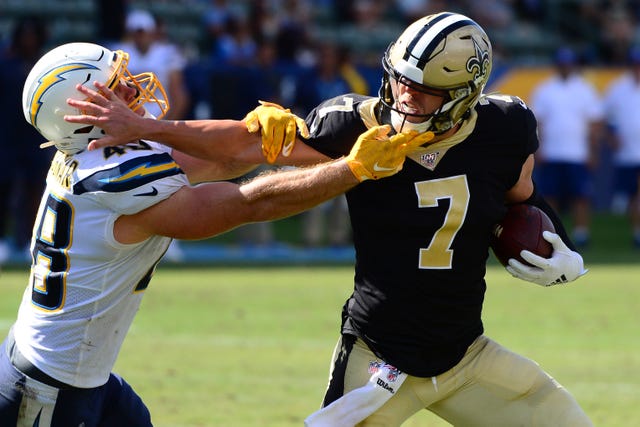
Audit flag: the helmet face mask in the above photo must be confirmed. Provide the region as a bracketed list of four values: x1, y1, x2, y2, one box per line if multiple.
[379, 12, 492, 134]
[22, 42, 169, 154]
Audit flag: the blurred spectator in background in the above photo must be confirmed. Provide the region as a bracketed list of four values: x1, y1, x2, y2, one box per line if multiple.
[250, 39, 296, 105]
[394, 0, 450, 24]
[95, 0, 126, 46]
[210, 14, 257, 67]
[201, 0, 241, 55]
[512, 0, 547, 23]
[467, 0, 514, 33]
[275, 0, 314, 64]
[599, 3, 637, 64]
[530, 47, 604, 247]
[553, 0, 601, 55]
[549, 0, 638, 64]
[294, 42, 370, 247]
[293, 42, 369, 113]
[331, 0, 403, 66]
[603, 46, 640, 248]
[111, 9, 190, 121]
[0, 16, 52, 263]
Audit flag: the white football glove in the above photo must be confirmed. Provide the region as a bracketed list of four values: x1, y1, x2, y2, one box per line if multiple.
[505, 231, 588, 287]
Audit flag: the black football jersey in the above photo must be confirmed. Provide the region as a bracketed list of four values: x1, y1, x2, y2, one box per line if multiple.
[301, 93, 538, 377]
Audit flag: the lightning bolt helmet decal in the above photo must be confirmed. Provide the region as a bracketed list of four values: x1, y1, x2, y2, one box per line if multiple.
[28, 63, 99, 129]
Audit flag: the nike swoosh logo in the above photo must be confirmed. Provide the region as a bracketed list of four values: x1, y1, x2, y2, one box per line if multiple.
[373, 163, 396, 172]
[134, 186, 158, 197]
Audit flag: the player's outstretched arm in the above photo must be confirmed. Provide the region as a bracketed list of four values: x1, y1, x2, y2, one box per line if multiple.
[65, 82, 262, 158]
[114, 125, 431, 243]
[65, 82, 314, 166]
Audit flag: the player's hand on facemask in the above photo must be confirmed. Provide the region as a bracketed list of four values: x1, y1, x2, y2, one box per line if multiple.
[505, 231, 588, 286]
[345, 125, 434, 182]
[243, 101, 310, 164]
[65, 81, 145, 150]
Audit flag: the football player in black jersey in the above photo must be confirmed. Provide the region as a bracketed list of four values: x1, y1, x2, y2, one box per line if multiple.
[66, 12, 592, 426]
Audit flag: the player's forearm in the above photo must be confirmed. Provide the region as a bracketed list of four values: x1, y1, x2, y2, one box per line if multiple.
[124, 161, 356, 242]
[240, 160, 357, 222]
[140, 118, 264, 163]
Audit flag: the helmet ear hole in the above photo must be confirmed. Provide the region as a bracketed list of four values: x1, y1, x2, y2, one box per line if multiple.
[72, 125, 95, 135]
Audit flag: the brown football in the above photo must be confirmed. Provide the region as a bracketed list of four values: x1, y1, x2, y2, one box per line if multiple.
[490, 204, 555, 267]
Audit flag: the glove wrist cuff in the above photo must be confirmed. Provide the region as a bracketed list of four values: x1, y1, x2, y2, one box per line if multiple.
[346, 160, 371, 182]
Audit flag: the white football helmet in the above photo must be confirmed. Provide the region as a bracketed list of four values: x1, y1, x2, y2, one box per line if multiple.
[380, 12, 492, 134]
[22, 42, 169, 154]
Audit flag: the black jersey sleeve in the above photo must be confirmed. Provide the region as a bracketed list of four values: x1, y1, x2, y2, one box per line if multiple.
[474, 95, 539, 191]
[301, 94, 373, 159]
[520, 99, 540, 158]
[491, 94, 539, 160]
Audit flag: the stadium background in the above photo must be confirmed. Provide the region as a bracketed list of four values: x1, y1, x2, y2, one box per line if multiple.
[1, 5, 637, 425]
[0, 0, 636, 264]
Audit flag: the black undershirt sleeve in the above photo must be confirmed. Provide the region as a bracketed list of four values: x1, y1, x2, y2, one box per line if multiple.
[521, 184, 577, 252]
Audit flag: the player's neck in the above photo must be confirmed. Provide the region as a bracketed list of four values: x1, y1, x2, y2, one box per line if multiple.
[430, 123, 461, 144]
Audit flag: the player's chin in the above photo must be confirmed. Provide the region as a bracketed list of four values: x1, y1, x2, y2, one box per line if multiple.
[396, 102, 423, 116]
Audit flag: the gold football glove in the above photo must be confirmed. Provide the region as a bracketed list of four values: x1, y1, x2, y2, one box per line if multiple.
[243, 100, 310, 164]
[345, 125, 435, 182]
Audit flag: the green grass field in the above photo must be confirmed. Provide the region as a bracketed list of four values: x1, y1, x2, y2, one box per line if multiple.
[0, 263, 638, 426]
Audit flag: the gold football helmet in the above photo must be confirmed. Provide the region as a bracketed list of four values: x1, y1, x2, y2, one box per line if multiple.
[380, 12, 492, 134]
[23, 42, 169, 154]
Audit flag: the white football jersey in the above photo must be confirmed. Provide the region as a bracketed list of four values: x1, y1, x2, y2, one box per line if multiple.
[12, 140, 189, 388]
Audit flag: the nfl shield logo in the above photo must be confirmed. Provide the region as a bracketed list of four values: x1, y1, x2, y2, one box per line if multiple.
[368, 360, 382, 375]
[384, 364, 402, 382]
[421, 152, 439, 170]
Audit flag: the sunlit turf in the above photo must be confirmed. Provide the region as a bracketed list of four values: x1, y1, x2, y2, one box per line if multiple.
[1, 263, 637, 426]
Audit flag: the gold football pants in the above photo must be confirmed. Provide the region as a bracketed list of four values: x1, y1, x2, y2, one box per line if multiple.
[322, 335, 594, 426]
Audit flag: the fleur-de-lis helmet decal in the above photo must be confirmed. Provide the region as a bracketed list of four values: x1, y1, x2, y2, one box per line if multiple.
[381, 12, 493, 134]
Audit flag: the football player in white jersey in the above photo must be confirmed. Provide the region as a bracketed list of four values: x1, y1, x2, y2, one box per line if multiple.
[0, 42, 431, 426]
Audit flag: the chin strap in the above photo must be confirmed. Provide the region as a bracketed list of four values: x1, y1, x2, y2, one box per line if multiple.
[390, 110, 432, 134]
[39, 140, 57, 149]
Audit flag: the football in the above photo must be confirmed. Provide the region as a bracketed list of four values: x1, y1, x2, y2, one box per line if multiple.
[490, 204, 555, 267]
